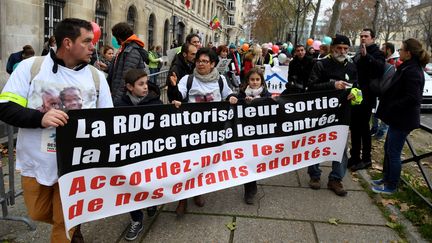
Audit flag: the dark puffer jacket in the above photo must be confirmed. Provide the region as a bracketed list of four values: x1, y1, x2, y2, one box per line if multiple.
[377, 59, 425, 132]
[109, 41, 146, 102]
[353, 43, 385, 106]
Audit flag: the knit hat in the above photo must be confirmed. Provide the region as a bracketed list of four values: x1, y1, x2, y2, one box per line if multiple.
[331, 34, 351, 46]
[229, 43, 236, 49]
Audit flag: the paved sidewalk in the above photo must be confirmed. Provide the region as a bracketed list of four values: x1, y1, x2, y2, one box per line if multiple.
[1, 163, 401, 243]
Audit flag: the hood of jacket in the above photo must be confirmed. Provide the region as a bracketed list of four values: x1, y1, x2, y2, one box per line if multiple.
[387, 51, 400, 61]
[122, 34, 145, 48]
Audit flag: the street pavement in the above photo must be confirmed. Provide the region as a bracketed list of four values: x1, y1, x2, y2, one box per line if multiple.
[1, 163, 402, 243]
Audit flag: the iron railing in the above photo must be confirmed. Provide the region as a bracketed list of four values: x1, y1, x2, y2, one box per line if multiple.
[402, 123, 432, 208]
[0, 124, 36, 230]
[148, 69, 169, 104]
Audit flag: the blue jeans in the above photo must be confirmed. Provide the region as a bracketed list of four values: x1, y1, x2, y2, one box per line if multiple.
[308, 146, 348, 181]
[371, 113, 388, 137]
[382, 126, 409, 190]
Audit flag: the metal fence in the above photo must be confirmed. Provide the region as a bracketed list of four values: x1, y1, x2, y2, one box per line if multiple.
[0, 123, 35, 230]
[148, 69, 169, 104]
[402, 123, 432, 208]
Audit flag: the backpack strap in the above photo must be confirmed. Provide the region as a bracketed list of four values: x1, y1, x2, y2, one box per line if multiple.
[185, 74, 194, 102]
[185, 74, 224, 102]
[218, 75, 224, 95]
[88, 65, 101, 97]
[30, 56, 45, 83]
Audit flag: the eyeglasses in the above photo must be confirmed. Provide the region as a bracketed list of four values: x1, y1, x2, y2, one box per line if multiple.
[196, 59, 210, 65]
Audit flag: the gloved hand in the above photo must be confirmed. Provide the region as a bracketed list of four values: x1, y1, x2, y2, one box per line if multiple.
[350, 88, 363, 105]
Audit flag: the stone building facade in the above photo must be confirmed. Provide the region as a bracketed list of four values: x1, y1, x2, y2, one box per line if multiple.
[405, 0, 432, 51]
[0, 0, 249, 88]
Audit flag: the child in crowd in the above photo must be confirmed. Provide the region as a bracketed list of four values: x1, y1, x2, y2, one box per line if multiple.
[114, 69, 161, 241]
[236, 68, 271, 204]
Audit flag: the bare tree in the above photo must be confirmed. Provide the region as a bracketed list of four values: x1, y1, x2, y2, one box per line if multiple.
[310, 0, 322, 38]
[418, 6, 432, 51]
[327, 0, 343, 36]
[252, 0, 296, 42]
[378, 0, 407, 43]
[336, 0, 375, 42]
[372, 0, 381, 33]
[298, 0, 313, 42]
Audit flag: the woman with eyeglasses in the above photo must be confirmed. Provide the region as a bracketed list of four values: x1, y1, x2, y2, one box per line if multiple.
[373, 38, 430, 194]
[169, 47, 238, 216]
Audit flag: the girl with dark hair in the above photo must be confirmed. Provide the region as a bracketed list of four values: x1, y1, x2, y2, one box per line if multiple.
[236, 68, 271, 204]
[238, 68, 271, 101]
[373, 38, 431, 194]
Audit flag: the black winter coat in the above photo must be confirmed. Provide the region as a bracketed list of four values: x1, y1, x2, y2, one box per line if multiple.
[166, 53, 194, 102]
[308, 55, 357, 91]
[288, 55, 314, 92]
[108, 41, 146, 102]
[377, 59, 425, 132]
[353, 43, 385, 106]
[114, 92, 162, 107]
[114, 81, 162, 107]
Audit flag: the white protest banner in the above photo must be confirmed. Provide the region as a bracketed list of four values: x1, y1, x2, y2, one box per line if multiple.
[57, 90, 351, 237]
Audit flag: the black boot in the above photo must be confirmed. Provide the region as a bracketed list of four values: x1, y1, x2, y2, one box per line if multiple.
[147, 206, 157, 217]
[350, 160, 372, 172]
[244, 181, 257, 204]
[347, 157, 361, 169]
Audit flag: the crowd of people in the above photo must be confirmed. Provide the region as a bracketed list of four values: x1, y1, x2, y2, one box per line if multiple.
[1, 17, 431, 242]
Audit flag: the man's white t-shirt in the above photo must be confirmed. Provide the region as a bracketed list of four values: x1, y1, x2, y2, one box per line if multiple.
[1, 55, 113, 186]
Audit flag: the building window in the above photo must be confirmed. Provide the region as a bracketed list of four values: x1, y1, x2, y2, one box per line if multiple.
[127, 5, 137, 31]
[205, 0, 208, 18]
[228, 0, 235, 11]
[176, 22, 185, 45]
[95, 0, 108, 48]
[44, 0, 65, 43]
[198, 0, 201, 15]
[163, 19, 170, 54]
[228, 15, 235, 26]
[148, 14, 155, 48]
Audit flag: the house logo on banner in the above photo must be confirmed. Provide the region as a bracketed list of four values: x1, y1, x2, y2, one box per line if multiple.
[264, 64, 288, 95]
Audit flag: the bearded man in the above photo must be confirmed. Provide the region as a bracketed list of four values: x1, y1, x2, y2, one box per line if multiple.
[307, 34, 358, 197]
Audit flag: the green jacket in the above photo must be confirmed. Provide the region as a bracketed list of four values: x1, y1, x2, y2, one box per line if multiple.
[148, 51, 160, 69]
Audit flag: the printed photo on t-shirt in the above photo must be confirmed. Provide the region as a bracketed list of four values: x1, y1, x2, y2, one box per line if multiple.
[28, 79, 96, 111]
[27, 78, 97, 153]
